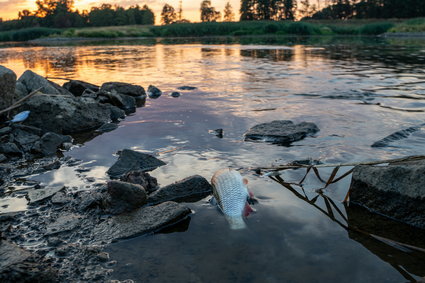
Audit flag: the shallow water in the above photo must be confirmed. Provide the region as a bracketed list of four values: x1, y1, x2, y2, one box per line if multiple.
[1, 36, 425, 282]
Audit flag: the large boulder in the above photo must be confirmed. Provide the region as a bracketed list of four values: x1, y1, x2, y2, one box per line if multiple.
[120, 171, 159, 193]
[104, 180, 147, 215]
[17, 70, 72, 96]
[97, 91, 136, 114]
[33, 132, 72, 156]
[20, 94, 120, 134]
[92, 201, 191, 243]
[100, 82, 146, 97]
[63, 80, 99, 97]
[244, 120, 319, 145]
[148, 175, 213, 205]
[107, 149, 166, 179]
[349, 159, 425, 229]
[0, 65, 17, 110]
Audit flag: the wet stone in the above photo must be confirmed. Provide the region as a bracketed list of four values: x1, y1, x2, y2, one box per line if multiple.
[0, 127, 11, 136]
[92, 201, 191, 243]
[244, 120, 319, 145]
[0, 143, 21, 155]
[148, 175, 213, 205]
[0, 154, 6, 163]
[120, 171, 159, 194]
[51, 191, 71, 204]
[96, 123, 118, 133]
[63, 80, 99, 97]
[107, 149, 166, 179]
[147, 85, 162, 99]
[105, 181, 147, 215]
[177, 86, 197, 90]
[100, 82, 146, 97]
[27, 186, 64, 204]
[46, 213, 81, 235]
[170, 91, 181, 98]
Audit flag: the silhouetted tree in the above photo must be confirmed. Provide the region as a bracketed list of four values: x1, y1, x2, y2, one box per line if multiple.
[223, 2, 235, 21]
[200, 0, 221, 22]
[240, 0, 257, 20]
[161, 4, 177, 25]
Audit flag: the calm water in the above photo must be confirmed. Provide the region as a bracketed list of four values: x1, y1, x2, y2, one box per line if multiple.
[1, 37, 425, 282]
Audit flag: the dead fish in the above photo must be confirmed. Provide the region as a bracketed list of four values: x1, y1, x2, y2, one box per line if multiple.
[211, 168, 255, 230]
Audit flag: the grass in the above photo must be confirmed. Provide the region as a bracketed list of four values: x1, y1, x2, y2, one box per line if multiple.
[389, 18, 425, 33]
[0, 27, 61, 42]
[62, 25, 154, 38]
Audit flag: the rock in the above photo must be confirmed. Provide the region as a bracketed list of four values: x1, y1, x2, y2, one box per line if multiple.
[209, 128, 223, 138]
[11, 129, 40, 152]
[42, 160, 61, 171]
[147, 85, 162, 99]
[100, 82, 146, 97]
[27, 186, 64, 204]
[63, 80, 99, 97]
[12, 124, 43, 136]
[51, 191, 70, 204]
[97, 91, 136, 113]
[14, 81, 27, 99]
[20, 94, 118, 134]
[244, 120, 319, 145]
[371, 124, 424, 147]
[46, 213, 81, 235]
[120, 171, 159, 194]
[107, 149, 166, 179]
[74, 189, 106, 212]
[17, 70, 72, 96]
[0, 154, 6, 163]
[134, 95, 146, 107]
[92, 201, 191, 243]
[33, 132, 72, 156]
[349, 159, 425, 229]
[177, 86, 197, 90]
[0, 65, 17, 111]
[104, 181, 147, 215]
[0, 143, 21, 155]
[170, 91, 181, 98]
[109, 105, 126, 122]
[0, 240, 31, 271]
[0, 127, 11, 136]
[95, 123, 118, 133]
[148, 175, 213, 205]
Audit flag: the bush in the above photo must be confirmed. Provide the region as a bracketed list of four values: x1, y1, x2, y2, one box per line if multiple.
[263, 23, 279, 34]
[285, 22, 321, 35]
[359, 22, 394, 35]
[0, 27, 61, 42]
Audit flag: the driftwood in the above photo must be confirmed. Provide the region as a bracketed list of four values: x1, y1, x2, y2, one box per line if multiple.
[0, 87, 42, 117]
[45, 76, 72, 81]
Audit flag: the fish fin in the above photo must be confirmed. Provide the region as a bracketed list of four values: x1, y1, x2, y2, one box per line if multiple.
[209, 196, 217, 206]
[243, 203, 255, 217]
[226, 216, 247, 230]
[243, 178, 248, 185]
[248, 190, 254, 198]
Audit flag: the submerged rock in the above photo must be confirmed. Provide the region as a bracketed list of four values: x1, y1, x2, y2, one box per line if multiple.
[349, 159, 425, 229]
[17, 70, 72, 96]
[120, 171, 159, 194]
[148, 175, 213, 205]
[95, 123, 118, 133]
[100, 82, 146, 97]
[177, 86, 197, 90]
[92, 201, 191, 243]
[147, 85, 162, 99]
[63, 80, 99, 97]
[104, 181, 147, 215]
[170, 91, 181, 98]
[46, 213, 82, 235]
[371, 124, 424, 147]
[244, 120, 319, 145]
[27, 186, 64, 204]
[107, 149, 166, 179]
[20, 94, 118, 134]
[0, 65, 17, 110]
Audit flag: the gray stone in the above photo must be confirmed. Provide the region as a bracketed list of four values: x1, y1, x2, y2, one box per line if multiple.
[96, 123, 118, 133]
[17, 70, 72, 96]
[134, 95, 146, 107]
[101, 82, 146, 97]
[349, 159, 425, 229]
[0, 65, 17, 111]
[170, 91, 181, 98]
[21, 94, 117, 134]
[147, 85, 162, 99]
[244, 120, 319, 145]
[33, 132, 72, 156]
[177, 86, 197, 90]
[12, 124, 43, 136]
[0, 240, 31, 271]
[109, 105, 126, 122]
[51, 191, 71, 204]
[14, 81, 28, 99]
[27, 186, 64, 203]
[148, 175, 213, 205]
[120, 171, 158, 194]
[12, 129, 40, 152]
[107, 149, 166, 179]
[0, 127, 12, 136]
[42, 160, 61, 171]
[0, 143, 21, 155]
[105, 180, 147, 215]
[63, 80, 99, 97]
[46, 213, 81, 235]
[371, 124, 424, 147]
[0, 154, 6, 162]
[92, 201, 191, 243]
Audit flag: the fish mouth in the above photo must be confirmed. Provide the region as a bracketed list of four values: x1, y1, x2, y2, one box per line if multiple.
[225, 216, 247, 230]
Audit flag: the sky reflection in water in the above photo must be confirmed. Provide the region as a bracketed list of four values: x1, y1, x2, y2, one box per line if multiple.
[1, 38, 425, 282]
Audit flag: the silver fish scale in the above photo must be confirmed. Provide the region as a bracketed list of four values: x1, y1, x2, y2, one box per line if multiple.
[212, 170, 249, 217]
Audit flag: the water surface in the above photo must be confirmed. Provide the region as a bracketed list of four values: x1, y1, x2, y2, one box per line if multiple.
[1, 36, 425, 282]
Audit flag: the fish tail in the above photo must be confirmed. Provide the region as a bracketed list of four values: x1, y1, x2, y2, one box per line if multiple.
[225, 216, 247, 230]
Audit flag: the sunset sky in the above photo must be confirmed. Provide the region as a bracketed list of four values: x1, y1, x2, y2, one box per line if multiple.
[0, 0, 241, 23]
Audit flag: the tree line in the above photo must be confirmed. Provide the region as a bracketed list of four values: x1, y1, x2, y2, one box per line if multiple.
[0, 0, 154, 31]
[1, 0, 425, 31]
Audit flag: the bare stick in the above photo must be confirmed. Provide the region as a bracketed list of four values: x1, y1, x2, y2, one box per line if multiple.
[45, 76, 72, 81]
[0, 87, 42, 116]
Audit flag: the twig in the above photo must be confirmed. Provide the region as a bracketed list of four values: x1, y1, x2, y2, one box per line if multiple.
[0, 87, 42, 116]
[45, 76, 72, 81]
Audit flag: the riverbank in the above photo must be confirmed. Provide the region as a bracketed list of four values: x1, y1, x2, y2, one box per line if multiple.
[1, 18, 424, 43]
